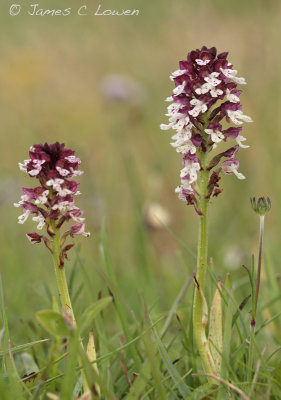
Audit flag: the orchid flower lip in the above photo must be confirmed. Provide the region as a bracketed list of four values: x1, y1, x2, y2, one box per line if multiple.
[221, 159, 245, 180]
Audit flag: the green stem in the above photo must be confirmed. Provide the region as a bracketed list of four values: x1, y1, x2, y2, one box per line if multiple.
[52, 229, 92, 395]
[52, 230, 76, 325]
[196, 168, 209, 290]
[193, 148, 216, 377]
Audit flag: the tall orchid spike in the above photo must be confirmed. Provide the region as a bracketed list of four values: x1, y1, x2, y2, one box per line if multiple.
[161, 46, 252, 214]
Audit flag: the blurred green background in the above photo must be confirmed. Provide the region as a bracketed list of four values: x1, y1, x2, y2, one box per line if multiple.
[1, 0, 281, 340]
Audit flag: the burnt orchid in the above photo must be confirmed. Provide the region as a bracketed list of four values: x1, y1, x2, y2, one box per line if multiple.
[15, 142, 93, 393]
[15, 142, 89, 268]
[161, 46, 252, 379]
[15, 142, 90, 323]
[161, 45, 252, 214]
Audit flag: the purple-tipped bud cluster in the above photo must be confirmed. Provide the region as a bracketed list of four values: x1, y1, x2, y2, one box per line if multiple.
[161, 46, 252, 213]
[15, 142, 90, 267]
[250, 197, 271, 217]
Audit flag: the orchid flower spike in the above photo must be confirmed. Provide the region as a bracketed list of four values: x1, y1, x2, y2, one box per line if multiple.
[15, 142, 90, 268]
[161, 46, 252, 214]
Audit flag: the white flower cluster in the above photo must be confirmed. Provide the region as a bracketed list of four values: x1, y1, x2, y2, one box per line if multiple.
[18, 159, 46, 176]
[160, 95, 201, 200]
[161, 60, 253, 202]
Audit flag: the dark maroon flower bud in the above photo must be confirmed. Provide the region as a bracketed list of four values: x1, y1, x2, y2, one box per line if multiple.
[217, 51, 228, 59]
[26, 232, 43, 244]
[62, 244, 75, 261]
[213, 188, 222, 197]
[185, 194, 203, 216]
[206, 171, 221, 200]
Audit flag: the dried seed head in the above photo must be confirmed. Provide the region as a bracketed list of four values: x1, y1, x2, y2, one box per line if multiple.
[250, 196, 271, 216]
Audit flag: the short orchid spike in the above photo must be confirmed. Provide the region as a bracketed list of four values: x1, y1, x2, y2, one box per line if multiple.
[14, 142, 90, 268]
[161, 46, 252, 214]
[15, 142, 95, 392]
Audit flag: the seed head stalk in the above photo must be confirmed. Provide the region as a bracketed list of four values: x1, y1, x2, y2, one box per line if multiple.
[248, 197, 270, 385]
[254, 214, 264, 317]
[247, 215, 264, 385]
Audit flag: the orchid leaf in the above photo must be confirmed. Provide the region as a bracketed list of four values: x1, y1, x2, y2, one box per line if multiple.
[208, 282, 223, 373]
[36, 310, 69, 337]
